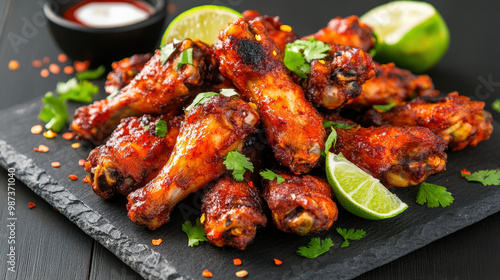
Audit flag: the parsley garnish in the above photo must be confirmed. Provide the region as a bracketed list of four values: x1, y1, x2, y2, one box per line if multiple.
[75, 65, 106, 80]
[492, 99, 500, 114]
[223, 150, 254, 182]
[176, 48, 193, 70]
[372, 103, 397, 113]
[185, 89, 239, 113]
[160, 41, 177, 65]
[142, 125, 150, 130]
[323, 121, 355, 129]
[56, 78, 99, 103]
[464, 169, 500, 186]
[284, 38, 331, 78]
[416, 182, 454, 208]
[155, 120, 168, 137]
[181, 218, 207, 247]
[296, 237, 334, 258]
[39, 92, 69, 133]
[336, 228, 366, 248]
[322, 128, 337, 157]
[260, 169, 285, 184]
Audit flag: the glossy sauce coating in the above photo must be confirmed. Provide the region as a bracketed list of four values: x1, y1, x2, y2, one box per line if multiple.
[242, 10, 298, 51]
[105, 53, 153, 95]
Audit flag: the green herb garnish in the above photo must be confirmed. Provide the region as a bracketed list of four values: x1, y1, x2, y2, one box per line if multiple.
[336, 228, 366, 248]
[260, 169, 285, 184]
[176, 48, 193, 70]
[416, 182, 454, 208]
[38, 92, 69, 133]
[155, 120, 168, 137]
[76, 65, 106, 80]
[284, 38, 331, 78]
[181, 218, 207, 247]
[223, 150, 254, 182]
[464, 169, 500, 186]
[323, 121, 355, 129]
[57, 78, 99, 103]
[372, 103, 397, 113]
[296, 237, 334, 258]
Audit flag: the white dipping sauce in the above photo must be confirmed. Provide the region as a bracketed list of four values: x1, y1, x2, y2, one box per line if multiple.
[74, 2, 150, 28]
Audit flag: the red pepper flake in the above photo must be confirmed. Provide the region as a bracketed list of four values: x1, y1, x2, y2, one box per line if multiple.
[42, 56, 50, 64]
[152, 238, 163, 246]
[31, 125, 43, 134]
[40, 69, 49, 78]
[83, 175, 91, 184]
[79, 159, 86, 166]
[43, 129, 57, 139]
[34, 144, 49, 153]
[58, 53, 67, 63]
[49, 63, 60, 74]
[32, 59, 43, 68]
[461, 169, 471, 177]
[201, 270, 213, 278]
[28, 202, 36, 209]
[74, 60, 90, 72]
[248, 181, 254, 188]
[51, 162, 61, 168]
[274, 258, 282, 266]
[294, 172, 301, 175]
[68, 174, 78, 181]
[71, 142, 81, 149]
[8, 60, 20, 70]
[62, 132, 74, 140]
[63, 65, 74, 74]
[233, 258, 242, 266]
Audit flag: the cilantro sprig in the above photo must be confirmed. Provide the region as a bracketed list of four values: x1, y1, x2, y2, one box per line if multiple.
[76, 65, 106, 80]
[372, 103, 397, 113]
[336, 228, 366, 248]
[155, 120, 168, 137]
[463, 169, 500, 186]
[284, 38, 331, 78]
[181, 218, 208, 247]
[323, 121, 355, 129]
[184, 89, 239, 113]
[176, 48, 194, 70]
[296, 237, 334, 258]
[322, 128, 337, 157]
[260, 169, 285, 184]
[160, 39, 180, 65]
[223, 150, 254, 182]
[56, 77, 99, 103]
[416, 182, 454, 208]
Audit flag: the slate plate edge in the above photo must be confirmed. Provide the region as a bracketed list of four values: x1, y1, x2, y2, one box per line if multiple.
[0, 139, 189, 280]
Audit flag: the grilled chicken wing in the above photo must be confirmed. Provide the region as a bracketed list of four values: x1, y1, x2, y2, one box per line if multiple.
[242, 10, 298, 51]
[105, 53, 153, 95]
[362, 92, 494, 151]
[302, 16, 376, 52]
[346, 62, 437, 109]
[71, 39, 216, 144]
[85, 114, 182, 199]
[302, 44, 375, 109]
[332, 126, 447, 188]
[202, 175, 267, 250]
[214, 18, 325, 173]
[263, 173, 338, 235]
[127, 95, 259, 230]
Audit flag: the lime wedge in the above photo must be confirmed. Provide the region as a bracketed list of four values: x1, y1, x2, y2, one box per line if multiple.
[326, 152, 408, 220]
[361, 1, 449, 73]
[161, 5, 242, 46]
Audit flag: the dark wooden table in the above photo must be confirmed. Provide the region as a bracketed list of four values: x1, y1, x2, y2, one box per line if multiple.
[1, 0, 499, 279]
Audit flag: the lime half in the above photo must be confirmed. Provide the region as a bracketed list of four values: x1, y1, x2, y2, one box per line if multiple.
[326, 152, 408, 220]
[161, 5, 242, 46]
[361, 1, 449, 73]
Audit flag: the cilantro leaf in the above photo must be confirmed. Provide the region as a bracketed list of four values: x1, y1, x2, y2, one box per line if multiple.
[160, 42, 177, 65]
[57, 78, 99, 103]
[284, 38, 330, 78]
[416, 182, 454, 208]
[260, 169, 285, 184]
[492, 99, 500, 114]
[296, 237, 334, 258]
[223, 150, 254, 182]
[176, 48, 193, 70]
[155, 120, 168, 137]
[38, 92, 69, 133]
[336, 228, 366, 248]
[464, 169, 500, 186]
[284, 47, 309, 78]
[323, 121, 355, 129]
[322, 128, 337, 157]
[181, 218, 207, 247]
[372, 103, 396, 113]
[76, 65, 106, 80]
[184, 92, 219, 113]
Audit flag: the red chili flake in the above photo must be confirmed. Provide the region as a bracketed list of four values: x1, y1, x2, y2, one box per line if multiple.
[40, 69, 49, 78]
[461, 169, 471, 177]
[248, 181, 254, 188]
[83, 175, 91, 184]
[42, 56, 50, 64]
[58, 53, 67, 63]
[68, 174, 78, 181]
[63, 65, 74, 74]
[201, 270, 213, 278]
[51, 162, 61, 168]
[79, 159, 86, 166]
[49, 63, 60, 74]
[31, 125, 43, 134]
[74, 60, 90, 72]
[32, 59, 43, 68]
[8, 60, 20, 70]
[294, 172, 301, 175]
[62, 132, 74, 140]
[152, 238, 163, 246]
[233, 258, 242, 266]
[28, 202, 36, 209]
[34, 144, 49, 153]
[274, 258, 282, 266]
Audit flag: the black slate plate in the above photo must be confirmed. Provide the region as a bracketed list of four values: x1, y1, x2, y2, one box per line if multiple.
[0, 95, 499, 279]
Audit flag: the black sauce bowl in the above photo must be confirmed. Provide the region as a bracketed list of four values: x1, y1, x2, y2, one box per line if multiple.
[43, 0, 166, 66]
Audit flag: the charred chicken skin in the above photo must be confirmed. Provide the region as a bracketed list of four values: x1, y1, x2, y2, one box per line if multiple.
[127, 95, 260, 230]
[347, 62, 438, 109]
[85, 114, 182, 199]
[214, 18, 325, 173]
[71, 39, 217, 144]
[302, 44, 376, 109]
[242, 10, 298, 51]
[202, 175, 267, 250]
[105, 53, 153, 95]
[332, 126, 447, 188]
[302, 16, 376, 52]
[263, 173, 338, 236]
[362, 92, 494, 151]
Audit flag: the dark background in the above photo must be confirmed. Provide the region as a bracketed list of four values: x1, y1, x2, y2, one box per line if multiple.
[1, 0, 499, 279]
